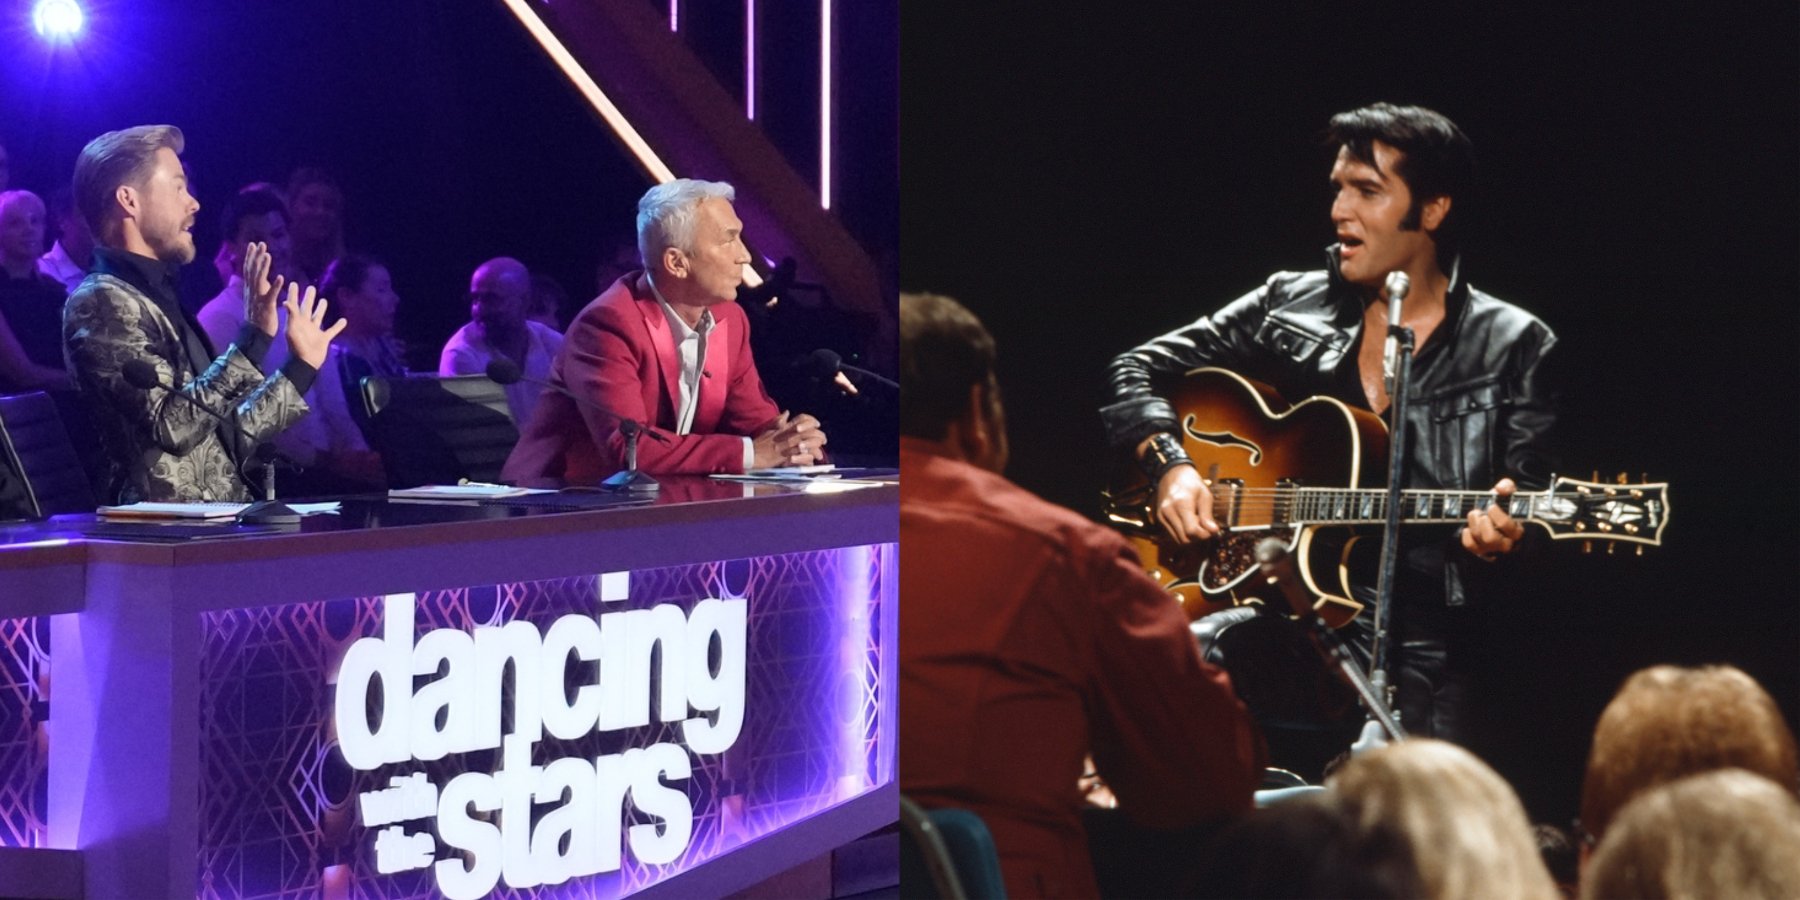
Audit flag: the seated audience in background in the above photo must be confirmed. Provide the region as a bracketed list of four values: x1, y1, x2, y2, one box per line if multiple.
[503, 180, 821, 483]
[38, 187, 94, 292]
[1331, 739, 1560, 900]
[1579, 664, 1798, 852]
[898, 291, 1263, 899]
[1194, 792, 1422, 899]
[1582, 768, 1800, 900]
[1533, 823, 1580, 899]
[439, 256, 562, 425]
[0, 190, 72, 390]
[197, 184, 294, 362]
[286, 167, 345, 286]
[268, 253, 397, 492]
[528, 271, 569, 332]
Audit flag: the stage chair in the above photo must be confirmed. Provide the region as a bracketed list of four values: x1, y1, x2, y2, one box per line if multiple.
[0, 391, 99, 519]
[358, 374, 519, 489]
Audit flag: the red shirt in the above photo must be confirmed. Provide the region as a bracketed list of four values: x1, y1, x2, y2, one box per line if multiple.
[901, 438, 1265, 898]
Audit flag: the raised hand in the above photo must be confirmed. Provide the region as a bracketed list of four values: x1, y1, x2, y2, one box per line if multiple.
[240, 241, 285, 338]
[281, 282, 348, 369]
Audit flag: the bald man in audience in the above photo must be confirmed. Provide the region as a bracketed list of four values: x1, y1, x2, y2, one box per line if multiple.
[439, 256, 564, 426]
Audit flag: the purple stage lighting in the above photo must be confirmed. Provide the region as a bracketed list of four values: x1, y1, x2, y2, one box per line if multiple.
[32, 0, 83, 39]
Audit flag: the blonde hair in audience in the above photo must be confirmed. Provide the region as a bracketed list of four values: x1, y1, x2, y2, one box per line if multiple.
[1331, 738, 1559, 900]
[1580, 664, 1798, 843]
[1582, 768, 1800, 900]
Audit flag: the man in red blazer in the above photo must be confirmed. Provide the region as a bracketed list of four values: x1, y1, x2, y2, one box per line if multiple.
[503, 180, 825, 483]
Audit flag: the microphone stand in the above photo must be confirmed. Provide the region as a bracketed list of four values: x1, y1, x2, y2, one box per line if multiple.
[600, 421, 659, 494]
[1367, 272, 1415, 739]
[239, 446, 301, 524]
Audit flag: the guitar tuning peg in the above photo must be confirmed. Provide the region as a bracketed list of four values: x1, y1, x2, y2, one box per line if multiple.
[1639, 473, 1647, 484]
[1591, 468, 1599, 482]
[1607, 542, 1616, 555]
[1635, 545, 1644, 557]
[1616, 472, 1628, 485]
[1582, 541, 1593, 554]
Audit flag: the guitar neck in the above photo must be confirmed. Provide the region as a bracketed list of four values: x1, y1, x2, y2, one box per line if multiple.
[1283, 487, 1534, 526]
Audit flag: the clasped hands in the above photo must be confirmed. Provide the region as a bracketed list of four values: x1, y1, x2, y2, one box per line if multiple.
[240, 241, 346, 369]
[752, 411, 827, 468]
[1150, 463, 1524, 561]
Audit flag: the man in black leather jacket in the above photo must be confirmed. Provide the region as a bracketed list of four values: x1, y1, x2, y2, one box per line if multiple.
[1100, 103, 1559, 743]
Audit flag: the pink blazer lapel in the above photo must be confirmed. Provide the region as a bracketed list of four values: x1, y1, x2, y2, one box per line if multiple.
[635, 292, 682, 422]
[695, 311, 731, 430]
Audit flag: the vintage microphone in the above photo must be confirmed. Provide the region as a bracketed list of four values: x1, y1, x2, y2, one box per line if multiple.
[120, 359, 301, 524]
[483, 359, 666, 493]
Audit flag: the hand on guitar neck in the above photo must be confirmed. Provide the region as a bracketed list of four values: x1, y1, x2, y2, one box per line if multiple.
[1136, 434, 1221, 543]
[1461, 477, 1525, 561]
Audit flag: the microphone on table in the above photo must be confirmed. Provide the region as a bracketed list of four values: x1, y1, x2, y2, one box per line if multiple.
[484, 358, 666, 492]
[119, 359, 301, 524]
[806, 349, 898, 397]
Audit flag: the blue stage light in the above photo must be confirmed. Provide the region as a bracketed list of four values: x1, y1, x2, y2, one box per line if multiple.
[32, 0, 84, 40]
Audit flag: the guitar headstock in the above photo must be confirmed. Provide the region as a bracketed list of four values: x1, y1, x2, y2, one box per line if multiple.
[1531, 474, 1670, 550]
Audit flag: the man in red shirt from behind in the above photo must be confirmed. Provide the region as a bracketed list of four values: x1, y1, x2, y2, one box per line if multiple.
[899, 292, 1265, 898]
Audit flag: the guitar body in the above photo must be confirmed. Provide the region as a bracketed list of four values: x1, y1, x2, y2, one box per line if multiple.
[1104, 368, 1390, 626]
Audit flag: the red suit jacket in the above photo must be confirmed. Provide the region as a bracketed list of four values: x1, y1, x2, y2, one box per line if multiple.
[901, 438, 1265, 898]
[502, 273, 780, 483]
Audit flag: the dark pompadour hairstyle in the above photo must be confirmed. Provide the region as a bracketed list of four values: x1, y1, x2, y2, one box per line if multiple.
[1327, 103, 1475, 253]
[900, 292, 998, 440]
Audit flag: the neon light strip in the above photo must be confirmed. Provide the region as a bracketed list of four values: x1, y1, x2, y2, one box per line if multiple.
[497, 0, 762, 287]
[670, 0, 679, 32]
[746, 0, 757, 120]
[819, 0, 832, 209]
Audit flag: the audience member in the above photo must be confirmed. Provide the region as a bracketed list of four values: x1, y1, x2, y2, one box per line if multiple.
[1194, 792, 1423, 899]
[1579, 664, 1799, 850]
[528, 271, 569, 332]
[1582, 768, 1800, 900]
[1331, 739, 1560, 900]
[899, 291, 1264, 898]
[1533, 823, 1580, 899]
[0, 190, 70, 389]
[305, 253, 406, 475]
[439, 256, 562, 425]
[286, 167, 345, 285]
[197, 184, 294, 359]
[37, 187, 94, 292]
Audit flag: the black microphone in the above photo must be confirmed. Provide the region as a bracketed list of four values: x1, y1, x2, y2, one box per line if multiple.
[736, 257, 798, 307]
[807, 348, 899, 392]
[483, 359, 667, 444]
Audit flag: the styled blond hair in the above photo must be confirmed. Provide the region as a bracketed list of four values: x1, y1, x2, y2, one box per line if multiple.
[1583, 768, 1800, 899]
[1331, 739, 1559, 900]
[1580, 665, 1798, 843]
[71, 124, 184, 237]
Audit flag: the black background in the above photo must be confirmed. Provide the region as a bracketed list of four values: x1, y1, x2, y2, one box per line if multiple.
[902, 4, 1799, 824]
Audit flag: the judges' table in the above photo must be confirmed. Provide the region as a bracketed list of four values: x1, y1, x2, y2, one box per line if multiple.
[0, 477, 898, 899]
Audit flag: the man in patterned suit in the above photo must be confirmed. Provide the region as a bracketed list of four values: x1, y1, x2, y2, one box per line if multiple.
[63, 125, 346, 503]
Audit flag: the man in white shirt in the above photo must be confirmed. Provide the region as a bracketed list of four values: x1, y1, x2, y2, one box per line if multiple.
[36, 188, 94, 292]
[438, 256, 563, 426]
[196, 184, 294, 360]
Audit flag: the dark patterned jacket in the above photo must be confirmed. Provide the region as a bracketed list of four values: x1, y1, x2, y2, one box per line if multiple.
[64, 272, 309, 503]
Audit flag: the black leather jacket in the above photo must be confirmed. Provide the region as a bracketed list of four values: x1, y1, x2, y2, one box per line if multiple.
[1100, 248, 1560, 607]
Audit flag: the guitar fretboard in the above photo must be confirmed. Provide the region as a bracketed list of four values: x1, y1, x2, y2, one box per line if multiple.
[1286, 488, 1530, 525]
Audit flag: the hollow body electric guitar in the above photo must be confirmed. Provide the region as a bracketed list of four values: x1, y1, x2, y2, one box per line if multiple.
[1102, 368, 1670, 627]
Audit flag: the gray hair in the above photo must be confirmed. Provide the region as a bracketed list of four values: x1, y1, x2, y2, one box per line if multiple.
[72, 124, 184, 235]
[635, 178, 735, 269]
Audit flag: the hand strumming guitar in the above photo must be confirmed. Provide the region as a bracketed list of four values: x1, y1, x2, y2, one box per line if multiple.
[1138, 434, 1220, 544]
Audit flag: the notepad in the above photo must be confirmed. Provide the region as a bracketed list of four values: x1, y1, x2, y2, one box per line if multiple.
[96, 502, 251, 520]
[387, 483, 535, 500]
